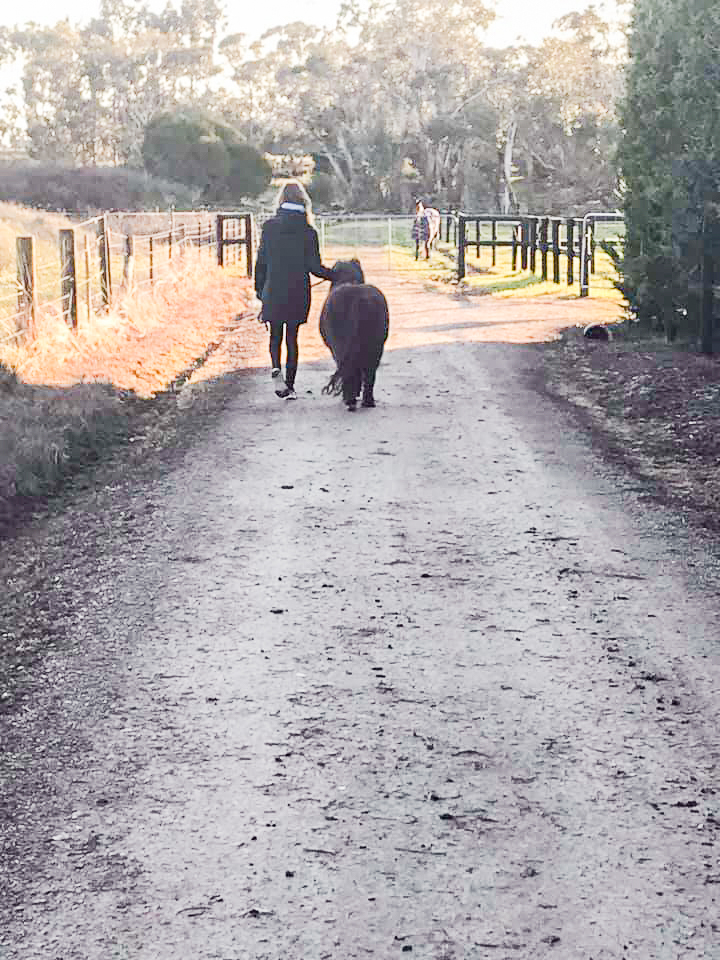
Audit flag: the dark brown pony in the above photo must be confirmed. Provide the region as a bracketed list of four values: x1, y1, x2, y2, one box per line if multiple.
[319, 259, 390, 411]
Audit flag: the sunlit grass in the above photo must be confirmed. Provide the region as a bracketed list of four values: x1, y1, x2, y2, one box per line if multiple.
[385, 236, 624, 303]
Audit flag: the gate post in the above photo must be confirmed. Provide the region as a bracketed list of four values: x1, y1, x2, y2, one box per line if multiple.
[551, 219, 560, 284]
[529, 218, 537, 273]
[216, 215, 224, 267]
[566, 218, 575, 285]
[540, 217, 549, 281]
[244, 213, 254, 278]
[457, 216, 466, 280]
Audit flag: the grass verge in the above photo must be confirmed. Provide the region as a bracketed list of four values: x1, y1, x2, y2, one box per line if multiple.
[0, 262, 254, 531]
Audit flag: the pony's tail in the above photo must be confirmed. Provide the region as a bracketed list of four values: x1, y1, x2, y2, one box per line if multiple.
[322, 295, 365, 397]
[322, 371, 344, 396]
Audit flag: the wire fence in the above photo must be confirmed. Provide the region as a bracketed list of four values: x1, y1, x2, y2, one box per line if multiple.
[0, 210, 250, 348]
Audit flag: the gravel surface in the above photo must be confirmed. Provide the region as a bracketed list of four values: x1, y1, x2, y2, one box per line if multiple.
[1, 256, 719, 959]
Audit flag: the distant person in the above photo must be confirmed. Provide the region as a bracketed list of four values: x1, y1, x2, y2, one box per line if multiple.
[254, 180, 336, 399]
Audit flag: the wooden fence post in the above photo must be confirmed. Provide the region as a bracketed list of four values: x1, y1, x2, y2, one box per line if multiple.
[216, 215, 224, 267]
[566, 218, 575, 285]
[244, 213, 254, 278]
[491, 218, 497, 266]
[178, 225, 186, 258]
[84, 234, 92, 322]
[59, 228, 78, 328]
[540, 217, 549, 281]
[475, 219, 481, 258]
[16, 235, 37, 337]
[457, 216, 466, 280]
[511, 225, 518, 271]
[168, 229, 173, 261]
[551, 219, 560, 284]
[122, 234, 135, 294]
[521, 219, 529, 270]
[97, 214, 112, 308]
[149, 236, 154, 284]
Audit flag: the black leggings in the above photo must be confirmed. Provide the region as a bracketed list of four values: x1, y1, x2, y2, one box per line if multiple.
[269, 323, 300, 387]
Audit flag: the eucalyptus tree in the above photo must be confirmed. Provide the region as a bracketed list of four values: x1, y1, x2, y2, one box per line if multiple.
[11, 0, 226, 165]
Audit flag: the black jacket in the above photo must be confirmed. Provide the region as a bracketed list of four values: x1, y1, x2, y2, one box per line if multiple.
[254, 210, 334, 327]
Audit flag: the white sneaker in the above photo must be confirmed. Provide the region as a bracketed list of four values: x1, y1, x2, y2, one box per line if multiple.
[271, 367, 282, 381]
[285, 387, 297, 400]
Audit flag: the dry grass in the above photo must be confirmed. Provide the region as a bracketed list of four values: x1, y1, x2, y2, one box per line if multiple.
[0, 202, 79, 276]
[0, 255, 254, 516]
[0, 200, 257, 521]
[4, 259, 249, 393]
[0, 202, 99, 347]
[0, 369, 129, 503]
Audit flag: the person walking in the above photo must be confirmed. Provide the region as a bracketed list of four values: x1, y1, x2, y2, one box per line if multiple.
[254, 180, 336, 399]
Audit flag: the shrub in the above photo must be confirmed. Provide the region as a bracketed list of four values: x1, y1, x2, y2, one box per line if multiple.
[142, 110, 272, 202]
[0, 166, 197, 214]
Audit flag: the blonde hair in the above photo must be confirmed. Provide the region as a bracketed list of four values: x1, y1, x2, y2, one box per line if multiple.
[275, 179, 314, 225]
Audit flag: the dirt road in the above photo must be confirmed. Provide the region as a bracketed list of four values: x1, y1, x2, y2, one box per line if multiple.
[2, 254, 719, 959]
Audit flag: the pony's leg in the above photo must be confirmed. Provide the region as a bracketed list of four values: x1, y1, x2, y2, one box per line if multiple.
[415, 239, 419, 261]
[343, 369, 361, 410]
[361, 366, 377, 407]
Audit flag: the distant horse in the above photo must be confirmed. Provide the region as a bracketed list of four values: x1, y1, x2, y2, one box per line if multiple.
[320, 259, 390, 411]
[412, 200, 441, 260]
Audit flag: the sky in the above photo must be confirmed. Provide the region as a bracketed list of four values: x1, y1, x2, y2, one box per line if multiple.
[0, 0, 608, 47]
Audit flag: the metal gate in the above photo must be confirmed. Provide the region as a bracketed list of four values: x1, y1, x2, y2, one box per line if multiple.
[315, 214, 457, 278]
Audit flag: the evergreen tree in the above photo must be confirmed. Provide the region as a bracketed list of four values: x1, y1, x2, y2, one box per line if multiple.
[618, 0, 720, 334]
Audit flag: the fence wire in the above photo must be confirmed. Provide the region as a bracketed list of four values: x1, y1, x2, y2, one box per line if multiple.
[0, 211, 244, 348]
